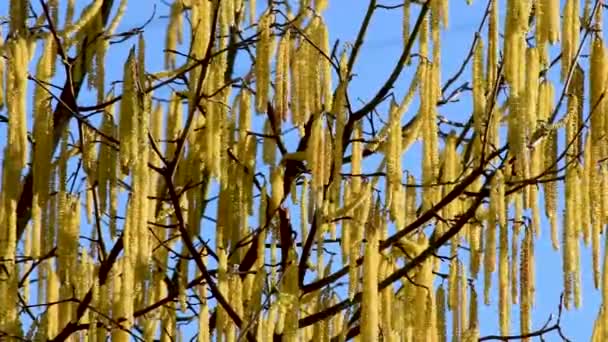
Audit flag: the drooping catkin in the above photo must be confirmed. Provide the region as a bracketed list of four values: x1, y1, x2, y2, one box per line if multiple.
[270, 165, 285, 217]
[524, 47, 539, 182]
[387, 101, 403, 218]
[436, 284, 447, 342]
[498, 181, 509, 335]
[118, 48, 138, 175]
[46, 264, 59, 339]
[561, 0, 580, 81]
[308, 113, 325, 204]
[0, 29, 4, 110]
[540, 80, 559, 244]
[590, 38, 606, 151]
[602, 226, 608, 341]
[402, 0, 410, 48]
[520, 227, 532, 341]
[255, 10, 274, 113]
[318, 18, 333, 112]
[359, 196, 377, 336]
[420, 58, 439, 211]
[165, 1, 184, 69]
[62, 0, 103, 39]
[503, 0, 527, 96]
[472, 37, 486, 139]
[275, 31, 291, 121]
[458, 261, 469, 338]
[6, 36, 28, 173]
[484, 171, 503, 305]
[486, 0, 499, 90]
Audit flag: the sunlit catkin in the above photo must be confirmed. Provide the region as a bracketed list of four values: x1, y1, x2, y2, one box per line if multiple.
[402, 0, 410, 48]
[118, 48, 137, 174]
[436, 284, 447, 342]
[499, 178, 509, 335]
[46, 264, 59, 339]
[484, 171, 502, 305]
[590, 38, 606, 150]
[275, 31, 291, 121]
[165, 1, 183, 69]
[255, 10, 274, 113]
[362, 222, 379, 341]
[7, 36, 28, 172]
[308, 114, 325, 204]
[318, 19, 332, 112]
[561, 0, 580, 81]
[520, 228, 532, 340]
[486, 0, 499, 89]
[472, 37, 486, 139]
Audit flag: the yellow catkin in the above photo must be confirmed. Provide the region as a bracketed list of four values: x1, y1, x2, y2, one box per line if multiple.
[261, 120, 275, 166]
[440, 133, 458, 236]
[46, 264, 59, 339]
[603, 229, 608, 341]
[561, 0, 580, 81]
[484, 171, 503, 304]
[436, 284, 447, 342]
[31, 34, 55, 259]
[590, 38, 605, 151]
[472, 37, 486, 140]
[0, 29, 4, 109]
[165, 1, 183, 69]
[380, 257, 393, 337]
[62, 0, 103, 38]
[118, 49, 138, 175]
[503, 0, 526, 96]
[540, 81, 558, 247]
[520, 228, 532, 341]
[587, 135, 601, 289]
[420, 56, 439, 210]
[270, 165, 284, 217]
[469, 285, 479, 331]
[403, 0, 410, 47]
[351, 121, 363, 192]
[486, 0, 498, 89]
[387, 101, 403, 220]
[255, 10, 274, 113]
[525, 47, 539, 181]
[7, 36, 28, 173]
[592, 307, 605, 342]
[498, 178, 509, 334]
[469, 221, 482, 279]
[308, 114, 325, 204]
[450, 261, 460, 341]
[362, 211, 379, 341]
[511, 193, 522, 305]
[318, 19, 333, 112]
[458, 262, 468, 338]
[563, 154, 579, 309]
[9, 0, 27, 34]
[275, 31, 291, 121]
[543, 0, 561, 44]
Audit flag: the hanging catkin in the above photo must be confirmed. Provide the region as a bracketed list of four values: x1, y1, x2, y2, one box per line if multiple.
[255, 10, 274, 113]
[361, 220, 379, 341]
[275, 30, 291, 121]
[561, 0, 580, 81]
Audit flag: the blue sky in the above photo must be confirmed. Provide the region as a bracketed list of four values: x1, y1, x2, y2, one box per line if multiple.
[0, 0, 603, 340]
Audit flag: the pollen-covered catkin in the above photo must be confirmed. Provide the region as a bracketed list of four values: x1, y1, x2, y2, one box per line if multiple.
[275, 31, 291, 121]
[362, 211, 379, 341]
[119, 49, 137, 174]
[255, 10, 274, 113]
[561, 0, 580, 81]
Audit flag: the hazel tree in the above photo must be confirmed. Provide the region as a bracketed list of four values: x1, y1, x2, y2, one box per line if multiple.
[0, 0, 606, 341]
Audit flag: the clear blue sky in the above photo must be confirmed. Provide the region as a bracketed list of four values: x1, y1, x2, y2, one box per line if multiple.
[1, 0, 602, 340]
